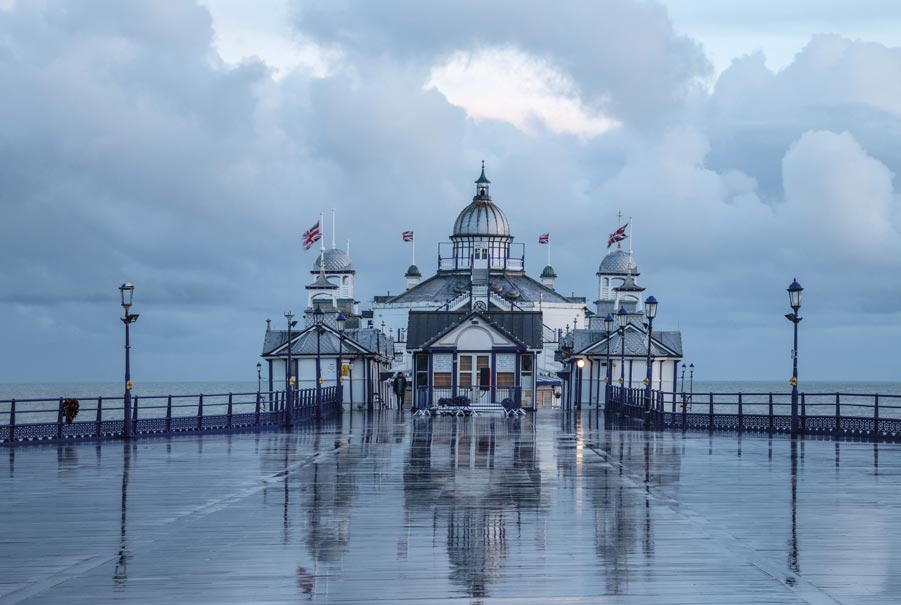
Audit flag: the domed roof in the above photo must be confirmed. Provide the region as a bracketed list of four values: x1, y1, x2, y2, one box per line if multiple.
[598, 250, 638, 275]
[405, 264, 421, 277]
[540, 265, 557, 278]
[452, 200, 510, 237]
[312, 248, 354, 273]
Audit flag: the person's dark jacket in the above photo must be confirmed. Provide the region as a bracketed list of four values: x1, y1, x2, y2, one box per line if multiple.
[392, 375, 407, 395]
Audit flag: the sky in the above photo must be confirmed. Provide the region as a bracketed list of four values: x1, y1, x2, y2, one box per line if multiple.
[2, 0, 901, 384]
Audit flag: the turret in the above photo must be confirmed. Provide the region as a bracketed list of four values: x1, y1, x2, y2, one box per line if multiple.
[540, 265, 557, 289]
[405, 264, 422, 290]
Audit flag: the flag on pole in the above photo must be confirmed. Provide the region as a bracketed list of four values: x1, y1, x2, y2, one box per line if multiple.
[607, 224, 628, 248]
[538, 233, 549, 244]
[402, 230, 414, 242]
[302, 221, 322, 250]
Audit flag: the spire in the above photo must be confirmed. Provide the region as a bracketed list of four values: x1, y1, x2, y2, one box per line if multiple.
[475, 160, 491, 196]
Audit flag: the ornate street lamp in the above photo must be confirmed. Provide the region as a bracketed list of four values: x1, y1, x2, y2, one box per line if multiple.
[643, 296, 658, 427]
[256, 361, 262, 393]
[616, 306, 628, 390]
[604, 314, 614, 405]
[119, 283, 139, 439]
[689, 363, 694, 404]
[785, 278, 803, 433]
[336, 312, 346, 408]
[285, 311, 297, 426]
[313, 305, 324, 417]
[576, 357, 586, 410]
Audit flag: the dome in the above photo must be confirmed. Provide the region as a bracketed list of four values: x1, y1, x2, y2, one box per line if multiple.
[598, 250, 637, 275]
[405, 264, 421, 277]
[540, 265, 557, 278]
[312, 248, 354, 273]
[452, 200, 510, 237]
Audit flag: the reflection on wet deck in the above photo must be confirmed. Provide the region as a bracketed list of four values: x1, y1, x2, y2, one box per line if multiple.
[2, 409, 900, 603]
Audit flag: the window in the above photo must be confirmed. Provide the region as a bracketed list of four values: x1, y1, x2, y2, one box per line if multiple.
[414, 353, 429, 391]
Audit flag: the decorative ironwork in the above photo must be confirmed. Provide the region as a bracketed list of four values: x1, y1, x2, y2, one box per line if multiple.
[0, 388, 341, 446]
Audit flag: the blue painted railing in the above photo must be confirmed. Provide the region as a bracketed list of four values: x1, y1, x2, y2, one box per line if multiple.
[605, 386, 901, 442]
[0, 387, 342, 445]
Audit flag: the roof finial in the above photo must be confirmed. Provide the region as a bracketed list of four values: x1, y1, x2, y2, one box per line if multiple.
[475, 160, 491, 196]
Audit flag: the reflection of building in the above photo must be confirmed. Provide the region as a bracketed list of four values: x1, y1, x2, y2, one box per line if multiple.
[373, 165, 587, 408]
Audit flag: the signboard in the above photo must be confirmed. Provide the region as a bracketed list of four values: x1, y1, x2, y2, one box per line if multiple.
[341, 364, 350, 377]
[496, 354, 515, 372]
[433, 354, 452, 373]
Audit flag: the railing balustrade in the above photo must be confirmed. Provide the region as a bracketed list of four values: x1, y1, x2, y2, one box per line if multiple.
[0, 386, 344, 445]
[605, 386, 901, 442]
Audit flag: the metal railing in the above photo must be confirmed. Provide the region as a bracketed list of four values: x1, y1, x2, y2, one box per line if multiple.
[605, 386, 901, 442]
[0, 386, 343, 445]
[416, 385, 522, 410]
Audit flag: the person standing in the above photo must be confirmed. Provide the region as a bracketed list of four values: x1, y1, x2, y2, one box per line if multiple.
[392, 372, 407, 411]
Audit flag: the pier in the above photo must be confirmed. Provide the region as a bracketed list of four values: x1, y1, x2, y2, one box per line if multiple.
[3, 408, 900, 603]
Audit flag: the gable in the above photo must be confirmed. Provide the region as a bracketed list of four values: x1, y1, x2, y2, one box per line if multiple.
[431, 318, 518, 349]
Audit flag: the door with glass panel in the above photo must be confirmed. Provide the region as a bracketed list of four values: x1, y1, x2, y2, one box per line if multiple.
[458, 354, 491, 403]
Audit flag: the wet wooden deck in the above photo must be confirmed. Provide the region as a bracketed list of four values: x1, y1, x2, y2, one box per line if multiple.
[1, 409, 900, 603]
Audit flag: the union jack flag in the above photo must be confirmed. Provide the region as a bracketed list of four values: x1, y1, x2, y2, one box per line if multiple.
[538, 233, 549, 244]
[402, 230, 414, 242]
[302, 221, 321, 250]
[607, 224, 628, 248]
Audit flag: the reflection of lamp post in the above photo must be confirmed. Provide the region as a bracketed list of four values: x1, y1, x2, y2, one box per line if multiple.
[285, 312, 297, 426]
[604, 314, 614, 405]
[256, 361, 262, 393]
[785, 278, 804, 434]
[313, 305, 324, 418]
[119, 283, 139, 439]
[336, 312, 346, 408]
[643, 296, 658, 427]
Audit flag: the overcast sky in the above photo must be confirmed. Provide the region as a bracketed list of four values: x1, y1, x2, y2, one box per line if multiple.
[3, 0, 901, 384]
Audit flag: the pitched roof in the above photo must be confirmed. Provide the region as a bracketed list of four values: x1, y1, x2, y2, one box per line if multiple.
[406, 310, 544, 350]
[383, 272, 579, 305]
[571, 325, 682, 358]
[262, 325, 393, 358]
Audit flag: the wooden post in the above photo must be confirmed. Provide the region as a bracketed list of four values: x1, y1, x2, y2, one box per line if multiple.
[255, 391, 261, 426]
[197, 394, 204, 431]
[166, 395, 172, 433]
[227, 393, 233, 428]
[767, 393, 774, 434]
[57, 397, 64, 439]
[708, 393, 714, 433]
[681, 392, 687, 430]
[737, 393, 743, 432]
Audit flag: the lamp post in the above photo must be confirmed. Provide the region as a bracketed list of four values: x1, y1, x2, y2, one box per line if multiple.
[313, 305, 324, 418]
[689, 363, 694, 405]
[575, 357, 585, 410]
[680, 363, 686, 411]
[616, 306, 628, 412]
[256, 362, 262, 393]
[643, 296, 658, 428]
[604, 314, 614, 406]
[119, 283, 139, 439]
[336, 312, 346, 408]
[285, 311, 296, 427]
[785, 278, 804, 434]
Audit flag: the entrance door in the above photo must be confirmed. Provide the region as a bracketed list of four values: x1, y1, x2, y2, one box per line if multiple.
[473, 243, 489, 270]
[458, 354, 491, 404]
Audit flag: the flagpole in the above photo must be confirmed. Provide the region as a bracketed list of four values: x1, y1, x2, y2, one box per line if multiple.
[629, 217, 634, 257]
[547, 238, 551, 266]
[332, 208, 336, 249]
[412, 233, 416, 266]
[320, 212, 325, 252]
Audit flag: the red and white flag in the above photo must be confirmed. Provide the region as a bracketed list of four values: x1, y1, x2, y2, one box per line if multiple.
[538, 233, 549, 244]
[402, 230, 414, 242]
[302, 221, 322, 250]
[607, 224, 628, 248]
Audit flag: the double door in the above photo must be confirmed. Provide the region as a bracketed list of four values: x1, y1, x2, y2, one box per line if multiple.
[458, 354, 491, 403]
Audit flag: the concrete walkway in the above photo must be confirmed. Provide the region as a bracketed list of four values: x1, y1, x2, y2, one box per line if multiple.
[1, 409, 900, 603]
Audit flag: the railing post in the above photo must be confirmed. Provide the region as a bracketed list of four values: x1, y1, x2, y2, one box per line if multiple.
[737, 393, 743, 432]
[9, 399, 15, 442]
[708, 393, 714, 433]
[57, 397, 64, 439]
[96, 397, 103, 437]
[132, 396, 139, 434]
[834, 392, 841, 438]
[255, 392, 261, 426]
[166, 395, 172, 433]
[227, 393, 233, 429]
[767, 393, 774, 434]
[197, 394, 204, 431]
[874, 394, 880, 437]
[681, 392, 687, 430]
